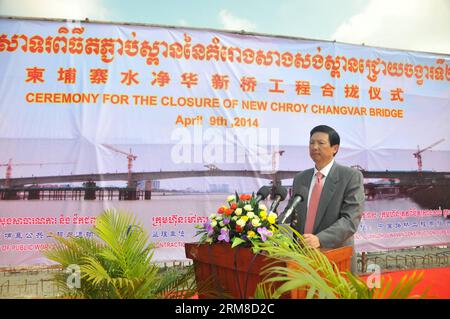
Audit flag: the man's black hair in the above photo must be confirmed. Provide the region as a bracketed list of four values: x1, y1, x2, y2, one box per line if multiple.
[310, 125, 340, 155]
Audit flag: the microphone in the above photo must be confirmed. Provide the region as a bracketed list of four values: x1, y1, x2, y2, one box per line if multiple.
[255, 186, 271, 204]
[279, 187, 307, 224]
[269, 185, 288, 214]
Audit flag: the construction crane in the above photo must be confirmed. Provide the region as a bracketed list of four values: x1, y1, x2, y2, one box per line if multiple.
[0, 158, 73, 187]
[102, 144, 137, 187]
[413, 138, 445, 173]
[269, 150, 285, 188]
[272, 150, 285, 172]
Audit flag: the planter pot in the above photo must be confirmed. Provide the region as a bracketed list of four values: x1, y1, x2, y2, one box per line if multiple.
[185, 242, 352, 299]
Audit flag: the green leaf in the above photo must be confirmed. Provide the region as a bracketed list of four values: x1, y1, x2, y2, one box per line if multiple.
[231, 237, 245, 248]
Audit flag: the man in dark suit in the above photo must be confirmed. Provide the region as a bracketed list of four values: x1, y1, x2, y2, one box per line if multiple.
[288, 125, 365, 273]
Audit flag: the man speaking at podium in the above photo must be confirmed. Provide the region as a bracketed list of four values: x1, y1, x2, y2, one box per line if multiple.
[287, 125, 365, 273]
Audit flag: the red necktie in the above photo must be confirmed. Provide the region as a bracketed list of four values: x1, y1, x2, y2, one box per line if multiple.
[305, 172, 324, 234]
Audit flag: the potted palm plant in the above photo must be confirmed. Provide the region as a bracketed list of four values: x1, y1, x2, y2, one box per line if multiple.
[43, 209, 196, 299]
[252, 226, 428, 299]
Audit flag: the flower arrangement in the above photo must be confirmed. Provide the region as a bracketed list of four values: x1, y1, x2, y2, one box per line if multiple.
[195, 192, 279, 248]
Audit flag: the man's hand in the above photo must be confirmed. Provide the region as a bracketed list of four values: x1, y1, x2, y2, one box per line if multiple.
[304, 234, 320, 248]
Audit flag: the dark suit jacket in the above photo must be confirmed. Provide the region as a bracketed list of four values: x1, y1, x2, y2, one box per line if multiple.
[288, 161, 365, 273]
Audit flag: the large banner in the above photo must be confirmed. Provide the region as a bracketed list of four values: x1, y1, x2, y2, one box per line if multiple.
[0, 18, 449, 267]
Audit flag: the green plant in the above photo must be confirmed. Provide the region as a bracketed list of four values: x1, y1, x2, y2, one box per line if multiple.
[42, 209, 196, 299]
[252, 226, 427, 299]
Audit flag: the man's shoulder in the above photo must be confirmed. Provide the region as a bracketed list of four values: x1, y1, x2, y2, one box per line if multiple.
[333, 162, 363, 179]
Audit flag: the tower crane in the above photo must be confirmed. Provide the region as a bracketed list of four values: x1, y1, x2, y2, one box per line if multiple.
[269, 150, 285, 188]
[272, 150, 285, 172]
[102, 144, 137, 187]
[413, 138, 445, 173]
[0, 158, 73, 187]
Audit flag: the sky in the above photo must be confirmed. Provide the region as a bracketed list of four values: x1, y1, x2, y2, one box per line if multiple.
[0, 0, 449, 54]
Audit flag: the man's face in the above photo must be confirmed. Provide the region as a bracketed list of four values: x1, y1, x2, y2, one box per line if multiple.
[309, 132, 339, 168]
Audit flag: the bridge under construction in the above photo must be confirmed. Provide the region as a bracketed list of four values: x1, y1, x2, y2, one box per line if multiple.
[1, 169, 450, 208]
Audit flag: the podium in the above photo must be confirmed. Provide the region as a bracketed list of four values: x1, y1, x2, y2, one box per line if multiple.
[185, 242, 352, 299]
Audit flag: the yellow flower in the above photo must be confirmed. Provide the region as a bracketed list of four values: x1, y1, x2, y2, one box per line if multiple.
[251, 218, 261, 227]
[259, 210, 267, 220]
[236, 219, 247, 227]
[247, 230, 256, 238]
[246, 211, 255, 219]
[235, 208, 242, 216]
[211, 220, 217, 227]
[232, 216, 239, 221]
[227, 195, 236, 203]
[240, 216, 249, 222]
[267, 212, 277, 224]
[244, 204, 253, 211]
[258, 204, 267, 211]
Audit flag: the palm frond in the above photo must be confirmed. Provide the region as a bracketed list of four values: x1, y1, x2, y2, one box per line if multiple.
[374, 270, 425, 299]
[42, 209, 195, 299]
[152, 266, 197, 299]
[254, 281, 278, 299]
[253, 225, 427, 299]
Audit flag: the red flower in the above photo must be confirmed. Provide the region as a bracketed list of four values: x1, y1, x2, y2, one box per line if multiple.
[240, 194, 252, 201]
[224, 208, 233, 216]
[217, 207, 225, 214]
[236, 225, 243, 232]
[230, 203, 237, 209]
